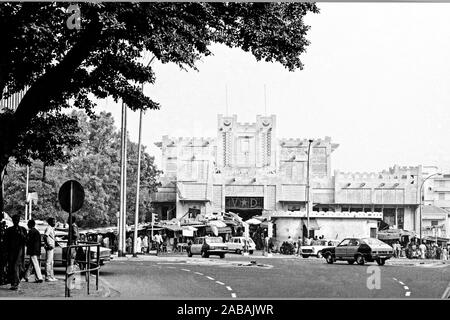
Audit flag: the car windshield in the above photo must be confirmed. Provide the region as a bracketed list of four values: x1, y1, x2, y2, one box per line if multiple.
[361, 238, 387, 246]
[206, 237, 223, 243]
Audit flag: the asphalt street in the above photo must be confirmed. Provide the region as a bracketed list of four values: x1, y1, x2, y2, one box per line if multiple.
[98, 254, 450, 299]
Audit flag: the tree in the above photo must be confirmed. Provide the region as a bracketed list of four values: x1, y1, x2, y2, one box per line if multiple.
[3, 111, 161, 228]
[0, 2, 320, 212]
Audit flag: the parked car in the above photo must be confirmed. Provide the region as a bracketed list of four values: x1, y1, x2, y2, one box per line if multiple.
[188, 236, 228, 258]
[321, 237, 394, 266]
[301, 239, 340, 258]
[28, 235, 112, 268]
[226, 237, 256, 254]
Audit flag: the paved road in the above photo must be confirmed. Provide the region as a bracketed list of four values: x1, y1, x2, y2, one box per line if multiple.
[99, 254, 450, 299]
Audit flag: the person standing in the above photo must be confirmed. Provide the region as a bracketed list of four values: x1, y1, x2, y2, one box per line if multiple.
[154, 232, 163, 253]
[126, 235, 132, 254]
[24, 219, 44, 283]
[419, 241, 427, 260]
[43, 218, 57, 282]
[136, 235, 142, 254]
[5, 214, 27, 290]
[142, 235, 149, 254]
[296, 236, 302, 256]
[0, 220, 8, 285]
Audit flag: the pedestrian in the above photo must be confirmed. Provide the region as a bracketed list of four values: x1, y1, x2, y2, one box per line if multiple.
[136, 235, 142, 254]
[142, 235, 149, 254]
[103, 236, 110, 249]
[419, 242, 427, 259]
[4, 214, 27, 290]
[126, 236, 132, 254]
[442, 246, 448, 261]
[43, 217, 57, 282]
[154, 232, 163, 253]
[24, 219, 44, 283]
[0, 220, 8, 285]
[296, 236, 302, 256]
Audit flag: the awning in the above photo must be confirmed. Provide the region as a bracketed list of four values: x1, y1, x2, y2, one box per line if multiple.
[301, 218, 320, 230]
[245, 218, 262, 225]
[205, 226, 232, 234]
[208, 220, 227, 228]
[164, 225, 183, 232]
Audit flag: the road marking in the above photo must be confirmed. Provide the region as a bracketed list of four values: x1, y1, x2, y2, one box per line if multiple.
[231, 293, 237, 298]
[404, 286, 409, 290]
[216, 281, 225, 285]
[398, 281, 405, 285]
[206, 276, 215, 280]
[166, 266, 176, 269]
[226, 286, 232, 291]
[392, 278, 397, 281]
[194, 272, 204, 275]
[405, 292, 411, 297]
[441, 281, 450, 299]
[181, 268, 190, 272]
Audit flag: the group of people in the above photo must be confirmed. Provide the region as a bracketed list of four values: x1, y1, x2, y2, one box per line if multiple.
[0, 214, 58, 291]
[404, 240, 449, 260]
[125, 232, 164, 254]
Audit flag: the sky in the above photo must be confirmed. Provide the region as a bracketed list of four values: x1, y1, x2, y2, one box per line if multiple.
[97, 3, 450, 174]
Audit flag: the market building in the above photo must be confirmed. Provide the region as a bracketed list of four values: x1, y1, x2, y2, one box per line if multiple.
[151, 114, 424, 245]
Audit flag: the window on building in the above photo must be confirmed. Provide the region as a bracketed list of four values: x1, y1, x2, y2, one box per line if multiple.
[397, 208, 404, 230]
[341, 207, 349, 212]
[383, 208, 396, 226]
[431, 220, 439, 226]
[373, 207, 382, 212]
[350, 207, 363, 212]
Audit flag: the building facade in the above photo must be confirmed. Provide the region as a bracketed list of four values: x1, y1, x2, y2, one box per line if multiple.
[152, 115, 423, 242]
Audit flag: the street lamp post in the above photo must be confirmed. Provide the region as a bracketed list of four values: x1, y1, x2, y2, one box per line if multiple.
[133, 55, 155, 257]
[306, 139, 314, 240]
[419, 172, 441, 241]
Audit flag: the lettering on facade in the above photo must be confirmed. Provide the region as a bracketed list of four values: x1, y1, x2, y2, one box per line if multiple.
[225, 197, 263, 209]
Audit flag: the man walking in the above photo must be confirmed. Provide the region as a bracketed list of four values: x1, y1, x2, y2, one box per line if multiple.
[5, 214, 27, 290]
[142, 235, 149, 254]
[296, 236, 302, 256]
[43, 218, 57, 282]
[24, 219, 44, 283]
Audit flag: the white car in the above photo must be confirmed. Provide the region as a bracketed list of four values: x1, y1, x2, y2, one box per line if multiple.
[226, 237, 256, 254]
[188, 236, 228, 258]
[301, 239, 340, 258]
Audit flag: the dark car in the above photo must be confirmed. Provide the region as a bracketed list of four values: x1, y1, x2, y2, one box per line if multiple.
[321, 237, 394, 266]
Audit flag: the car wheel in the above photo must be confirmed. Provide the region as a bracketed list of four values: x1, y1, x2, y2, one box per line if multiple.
[187, 251, 193, 257]
[376, 258, 386, 266]
[219, 254, 225, 259]
[249, 250, 254, 255]
[316, 251, 322, 258]
[356, 254, 365, 265]
[201, 250, 209, 258]
[347, 260, 355, 265]
[325, 253, 334, 264]
[236, 249, 242, 255]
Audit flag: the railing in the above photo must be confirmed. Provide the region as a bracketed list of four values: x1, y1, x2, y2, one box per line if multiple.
[65, 242, 101, 298]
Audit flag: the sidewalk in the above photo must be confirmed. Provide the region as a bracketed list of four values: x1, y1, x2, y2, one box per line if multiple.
[387, 257, 450, 266]
[0, 273, 111, 299]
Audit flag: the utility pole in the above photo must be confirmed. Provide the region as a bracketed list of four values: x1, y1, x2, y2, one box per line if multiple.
[118, 101, 128, 257]
[306, 139, 314, 239]
[25, 165, 29, 220]
[133, 55, 155, 257]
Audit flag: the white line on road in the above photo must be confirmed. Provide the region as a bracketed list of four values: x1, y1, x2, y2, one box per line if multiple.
[166, 266, 176, 269]
[405, 292, 411, 297]
[206, 276, 215, 280]
[404, 286, 409, 290]
[194, 272, 204, 275]
[393, 278, 397, 281]
[231, 293, 237, 298]
[226, 286, 232, 291]
[216, 281, 225, 285]
[398, 281, 405, 285]
[181, 269, 190, 272]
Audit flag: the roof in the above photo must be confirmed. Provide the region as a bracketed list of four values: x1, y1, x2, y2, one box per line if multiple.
[422, 205, 449, 215]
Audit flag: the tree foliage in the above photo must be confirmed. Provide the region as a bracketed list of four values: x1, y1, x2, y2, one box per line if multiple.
[0, 2, 319, 212]
[3, 111, 161, 228]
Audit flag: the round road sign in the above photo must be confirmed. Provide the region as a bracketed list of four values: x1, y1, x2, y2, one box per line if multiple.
[58, 180, 84, 213]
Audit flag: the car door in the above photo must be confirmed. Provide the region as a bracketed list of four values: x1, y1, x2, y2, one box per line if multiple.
[192, 238, 202, 254]
[346, 239, 360, 259]
[335, 239, 350, 258]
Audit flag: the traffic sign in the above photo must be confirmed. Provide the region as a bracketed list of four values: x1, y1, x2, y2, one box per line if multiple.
[58, 180, 84, 213]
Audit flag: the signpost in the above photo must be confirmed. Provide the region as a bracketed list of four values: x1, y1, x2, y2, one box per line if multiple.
[58, 180, 84, 298]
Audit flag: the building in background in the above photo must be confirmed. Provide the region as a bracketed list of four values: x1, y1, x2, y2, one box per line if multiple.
[151, 114, 425, 243]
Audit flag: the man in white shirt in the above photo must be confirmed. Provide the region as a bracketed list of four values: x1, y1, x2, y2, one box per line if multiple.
[419, 242, 427, 259]
[44, 218, 57, 282]
[142, 235, 149, 254]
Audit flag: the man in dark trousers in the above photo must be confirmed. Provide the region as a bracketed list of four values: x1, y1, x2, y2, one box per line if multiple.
[4, 214, 27, 290]
[24, 219, 44, 283]
[0, 220, 8, 285]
